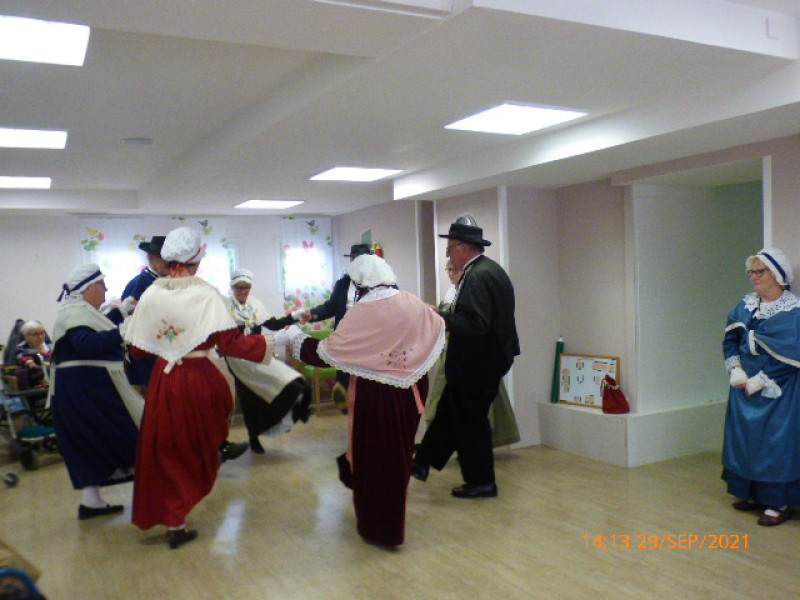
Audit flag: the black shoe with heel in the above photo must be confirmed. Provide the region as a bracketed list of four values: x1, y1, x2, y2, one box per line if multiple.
[167, 528, 198, 549]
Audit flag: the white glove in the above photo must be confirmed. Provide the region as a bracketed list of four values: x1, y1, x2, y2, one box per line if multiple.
[290, 309, 305, 322]
[119, 296, 137, 317]
[744, 371, 782, 398]
[729, 366, 748, 388]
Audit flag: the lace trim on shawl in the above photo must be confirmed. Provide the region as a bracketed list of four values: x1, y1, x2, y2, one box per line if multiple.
[744, 291, 800, 319]
[317, 325, 446, 389]
[289, 331, 310, 360]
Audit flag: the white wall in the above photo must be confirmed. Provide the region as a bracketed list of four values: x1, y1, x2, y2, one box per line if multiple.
[333, 200, 424, 296]
[0, 215, 84, 338]
[632, 182, 762, 413]
[507, 186, 560, 446]
[556, 180, 628, 390]
[0, 214, 325, 344]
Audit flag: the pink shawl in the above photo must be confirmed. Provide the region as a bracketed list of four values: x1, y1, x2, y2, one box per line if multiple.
[317, 290, 445, 388]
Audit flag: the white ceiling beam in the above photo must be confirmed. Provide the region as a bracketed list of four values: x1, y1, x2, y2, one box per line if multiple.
[471, 0, 799, 59]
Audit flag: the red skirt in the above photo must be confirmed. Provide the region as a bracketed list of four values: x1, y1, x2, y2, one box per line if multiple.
[132, 356, 232, 529]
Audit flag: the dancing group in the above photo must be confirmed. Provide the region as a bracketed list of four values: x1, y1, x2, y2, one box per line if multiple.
[48, 218, 519, 548]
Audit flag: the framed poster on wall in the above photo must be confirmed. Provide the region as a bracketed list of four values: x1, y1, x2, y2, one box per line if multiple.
[558, 354, 620, 409]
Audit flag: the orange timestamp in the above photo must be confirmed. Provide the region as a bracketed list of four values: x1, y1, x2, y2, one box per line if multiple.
[583, 533, 749, 550]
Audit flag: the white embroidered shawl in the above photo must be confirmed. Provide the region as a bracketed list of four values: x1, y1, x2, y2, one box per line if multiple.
[124, 276, 236, 362]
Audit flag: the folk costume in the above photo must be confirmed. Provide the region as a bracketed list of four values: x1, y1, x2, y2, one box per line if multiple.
[424, 284, 520, 448]
[289, 255, 445, 546]
[722, 248, 800, 511]
[121, 235, 166, 388]
[50, 264, 143, 518]
[415, 218, 519, 497]
[224, 269, 311, 451]
[306, 244, 375, 406]
[124, 228, 270, 534]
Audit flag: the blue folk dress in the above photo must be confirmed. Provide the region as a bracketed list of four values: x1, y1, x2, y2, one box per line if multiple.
[50, 300, 142, 489]
[722, 291, 800, 506]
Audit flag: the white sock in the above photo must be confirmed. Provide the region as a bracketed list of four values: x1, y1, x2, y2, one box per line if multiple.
[81, 486, 107, 508]
[167, 523, 186, 531]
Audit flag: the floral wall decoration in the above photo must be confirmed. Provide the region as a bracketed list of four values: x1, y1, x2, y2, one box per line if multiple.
[280, 216, 334, 331]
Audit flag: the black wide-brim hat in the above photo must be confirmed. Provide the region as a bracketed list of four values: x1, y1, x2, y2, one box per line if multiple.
[439, 223, 491, 246]
[344, 243, 374, 257]
[138, 235, 166, 255]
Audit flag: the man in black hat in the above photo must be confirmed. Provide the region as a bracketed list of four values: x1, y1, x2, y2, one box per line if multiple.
[121, 236, 169, 303]
[302, 243, 374, 411]
[413, 218, 519, 498]
[120, 236, 169, 391]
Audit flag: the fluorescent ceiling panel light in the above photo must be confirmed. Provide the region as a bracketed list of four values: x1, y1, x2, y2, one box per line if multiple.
[0, 176, 51, 189]
[445, 103, 586, 135]
[0, 15, 90, 66]
[310, 167, 402, 182]
[234, 199, 304, 209]
[0, 127, 67, 149]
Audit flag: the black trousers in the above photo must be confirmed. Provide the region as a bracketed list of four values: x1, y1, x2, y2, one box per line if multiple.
[416, 377, 499, 485]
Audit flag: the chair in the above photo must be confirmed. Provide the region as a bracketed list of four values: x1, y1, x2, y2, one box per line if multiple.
[299, 329, 339, 414]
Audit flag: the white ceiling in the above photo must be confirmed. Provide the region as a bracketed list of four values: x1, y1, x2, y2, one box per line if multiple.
[1, 0, 799, 216]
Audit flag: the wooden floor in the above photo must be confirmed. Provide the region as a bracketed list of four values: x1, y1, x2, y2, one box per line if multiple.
[2, 412, 800, 600]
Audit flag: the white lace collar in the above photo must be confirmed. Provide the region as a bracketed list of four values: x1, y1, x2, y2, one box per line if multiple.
[743, 291, 800, 319]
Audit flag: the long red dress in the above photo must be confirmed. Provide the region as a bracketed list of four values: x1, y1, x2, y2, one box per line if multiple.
[131, 329, 265, 529]
[299, 337, 429, 546]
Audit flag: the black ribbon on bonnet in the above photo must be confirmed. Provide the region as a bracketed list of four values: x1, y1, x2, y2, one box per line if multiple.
[57, 269, 102, 301]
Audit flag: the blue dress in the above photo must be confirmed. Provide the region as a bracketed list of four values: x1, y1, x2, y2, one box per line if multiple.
[122, 268, 159, 386]
[722, 292, 800, 506]
[51, 306, 139, 489]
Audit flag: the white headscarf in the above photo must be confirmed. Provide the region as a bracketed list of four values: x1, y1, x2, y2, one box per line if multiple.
[161, 227, 206, 264]
[58, 263, 104, 301]
[349, 254, 397, 289]
[749, 247, 794, 289]
[230, 269, 253, 287]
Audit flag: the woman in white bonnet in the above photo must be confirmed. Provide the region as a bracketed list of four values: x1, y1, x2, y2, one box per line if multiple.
[50, 262, 141, 521]
[224, 269, 311, 453]
[722, 247, 800, 526]
[124, 227, 272, 549]
[285, 253, 445, 547]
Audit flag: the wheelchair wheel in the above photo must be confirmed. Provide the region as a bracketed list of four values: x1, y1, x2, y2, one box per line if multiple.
[2, 471, 19, 487]
[20, 447, 39, 470]
[43, 437, 60, 453]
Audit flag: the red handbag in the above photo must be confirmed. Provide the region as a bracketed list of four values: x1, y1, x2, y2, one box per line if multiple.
[600, 375, 629, 414]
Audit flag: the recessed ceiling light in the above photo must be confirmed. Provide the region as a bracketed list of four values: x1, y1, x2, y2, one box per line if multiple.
[234, 199, 304, 210]
[310, 167, 403, 182]
[0, 176, 51, 189]
[0, 127, 67, 149]
[445, 103, 587, 135]
[0, 15, 90, 66]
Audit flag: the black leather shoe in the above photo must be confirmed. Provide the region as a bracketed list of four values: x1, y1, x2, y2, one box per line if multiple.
[78, 504, 124, 520]
[167, 528, 198, 549]
[451, 483, 498, 498]
[411, 460, 429, 482]
[220, 440, 248, 462]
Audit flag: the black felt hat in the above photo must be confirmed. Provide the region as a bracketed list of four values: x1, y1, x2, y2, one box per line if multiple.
[438, 222, 492, 246]
[138, 235, 166, 255]
[344, 243, 373, 258]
